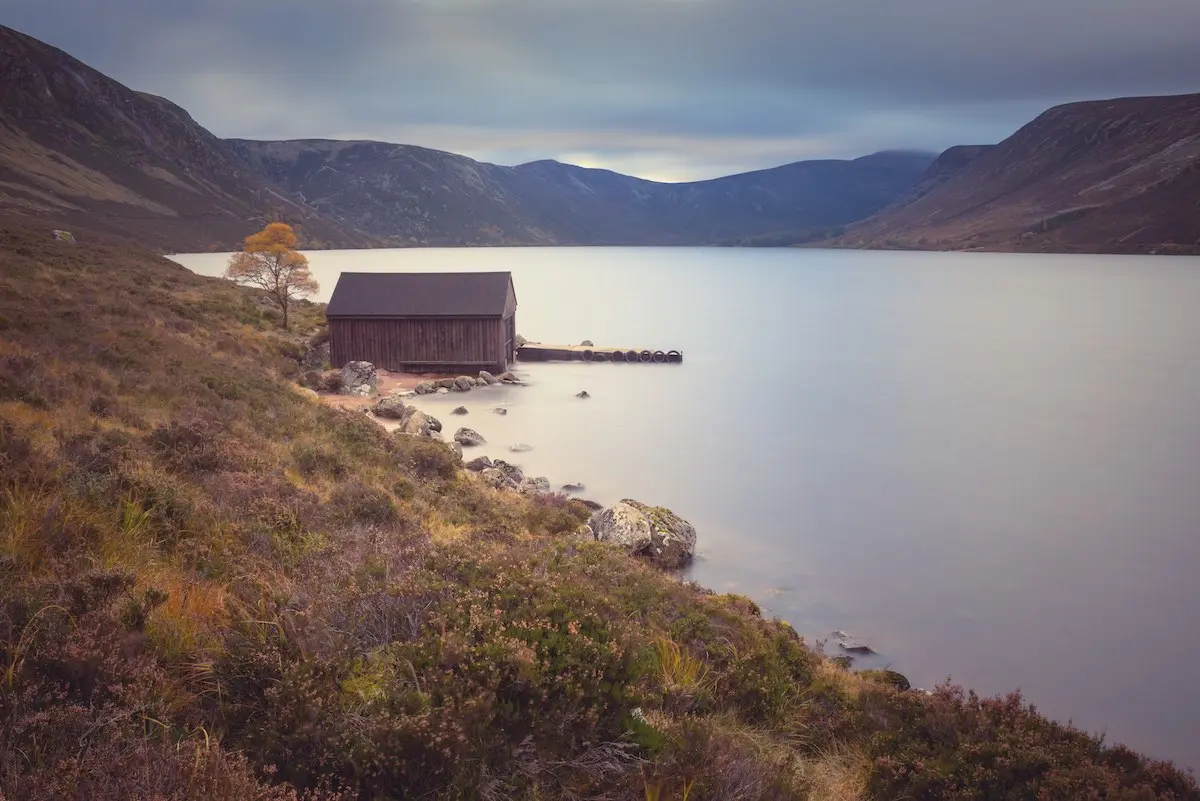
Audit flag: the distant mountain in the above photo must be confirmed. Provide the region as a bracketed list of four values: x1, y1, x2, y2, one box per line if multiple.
[226, 139, 937, 246]
[0, 25, 372, 251]
[822, 94, 1200, 255]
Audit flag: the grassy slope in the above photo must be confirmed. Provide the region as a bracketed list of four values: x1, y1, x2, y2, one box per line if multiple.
[0, 224, 1196, 800]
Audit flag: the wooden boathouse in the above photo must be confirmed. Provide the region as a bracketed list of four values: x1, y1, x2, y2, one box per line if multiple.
[326, 271, 517, 374]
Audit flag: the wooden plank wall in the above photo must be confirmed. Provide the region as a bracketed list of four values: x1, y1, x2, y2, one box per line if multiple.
[330, 316, 506, 372]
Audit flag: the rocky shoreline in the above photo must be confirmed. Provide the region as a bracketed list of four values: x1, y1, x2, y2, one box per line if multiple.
[313, 359, 701, 572]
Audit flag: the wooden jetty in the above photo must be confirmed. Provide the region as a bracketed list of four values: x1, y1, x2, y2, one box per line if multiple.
[517, 343, 683, 363]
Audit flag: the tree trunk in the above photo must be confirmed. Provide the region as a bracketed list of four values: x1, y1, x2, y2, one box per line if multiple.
[281, 295, 290, 330]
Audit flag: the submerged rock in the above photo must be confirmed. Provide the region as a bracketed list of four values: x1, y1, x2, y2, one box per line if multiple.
[452, 376, 475, 392]
[497, 372, 521, 384]
[580, 340, 594, 347]
[451, 406, 469, 415]
[491, 407, 508, 415]
[508, 443, 533, 453]
[454, 427, 486, 447]
[575, 391, 590, 399]
[832, 631, 876, 655]
[478, 370, 498, 385]
[341, 361, 377, 397]
[561, 483, 585, 492]
[372, 394, 408, 419]
[436, 387, 450, 395]
[588, 500, 697, 569]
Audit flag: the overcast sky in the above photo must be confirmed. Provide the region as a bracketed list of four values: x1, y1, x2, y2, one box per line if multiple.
[6, 0, 1200, 181]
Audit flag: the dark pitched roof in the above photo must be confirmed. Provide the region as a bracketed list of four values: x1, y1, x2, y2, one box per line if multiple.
[326, 271, 514, 318]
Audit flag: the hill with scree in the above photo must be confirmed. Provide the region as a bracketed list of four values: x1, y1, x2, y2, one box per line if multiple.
[2, 223, 1198, 798]
[824, 93, 1200, 254]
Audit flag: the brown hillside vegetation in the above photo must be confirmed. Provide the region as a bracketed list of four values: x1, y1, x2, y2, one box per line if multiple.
[0, 25, 371, 252]
[825, 93, 1200, 255]
[1, 224, 1197, 799]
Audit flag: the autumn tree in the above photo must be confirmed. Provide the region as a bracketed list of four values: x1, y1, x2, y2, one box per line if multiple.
[225, 222, 318, 330]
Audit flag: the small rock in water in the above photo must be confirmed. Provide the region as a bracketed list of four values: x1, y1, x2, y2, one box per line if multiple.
[575, 391, 590, 399]
[509, 443, 533, 453]
[491, 407, 508, 415]
[580, 340, 594, 346]
[451, 406, 469, 415]
[454, 427, 486, 447]
[832, 630, 876, 655]
[561, 483, 586, 492]
[436, 387, 450, 395]
[497, 372, 521, 384]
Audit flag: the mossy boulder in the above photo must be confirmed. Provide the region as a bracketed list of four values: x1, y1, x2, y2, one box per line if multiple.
[588, 499, 697, 569]
[859, 669, 912, 691]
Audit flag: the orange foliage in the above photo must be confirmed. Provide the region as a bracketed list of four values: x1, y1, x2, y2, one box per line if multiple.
[224, 223, 318, 329]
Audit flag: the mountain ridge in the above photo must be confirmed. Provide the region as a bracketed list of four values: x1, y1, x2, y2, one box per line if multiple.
[224, 137, 936, 246]
[819, 93, 1200, 254]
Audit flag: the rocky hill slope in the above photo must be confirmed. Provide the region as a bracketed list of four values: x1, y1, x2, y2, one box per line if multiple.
[227, 138, 936, 246]
[3, 220, 1197, 799]
[0, 25, 372, 251]
[824, 94, 1200, 254]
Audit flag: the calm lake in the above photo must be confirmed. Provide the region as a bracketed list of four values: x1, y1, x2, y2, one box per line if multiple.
[173, 246, 1200, 771]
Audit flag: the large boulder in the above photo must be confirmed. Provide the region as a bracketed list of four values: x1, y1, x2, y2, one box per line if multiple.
[414, 381, 438, 395]
[518, 476, 552, 495]
[341, 361, 377, 397]
[302, 340, 331, 370]
[481, 467, 518, 490]
[437, 378, 456, 389]
[478, 370, 498, 385]
[491, 459, 525, 485]
[588, 500, 697, 569]
[398, 409, 435, 436]
[372, 394, 409, 419]
[454, 427, 486, 446]
[452, 376, 475, 392]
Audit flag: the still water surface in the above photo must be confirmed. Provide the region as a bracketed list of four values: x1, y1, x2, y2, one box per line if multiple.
[174, 246, 1200, 770]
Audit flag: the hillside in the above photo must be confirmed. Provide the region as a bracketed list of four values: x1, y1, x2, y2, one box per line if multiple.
[0, 25, 372, 252]
[823, 94, 1200, 254]
[227, 138, 936, 246]
[2, 223, 1198, 799]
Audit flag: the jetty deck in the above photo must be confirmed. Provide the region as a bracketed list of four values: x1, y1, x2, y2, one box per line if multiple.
[517, 343, 683, 363]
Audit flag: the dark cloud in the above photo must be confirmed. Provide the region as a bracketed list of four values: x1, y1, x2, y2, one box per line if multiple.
[6, 0, 1199, 180]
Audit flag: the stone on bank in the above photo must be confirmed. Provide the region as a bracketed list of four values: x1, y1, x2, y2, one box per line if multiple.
[588, 500, 697, 569]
